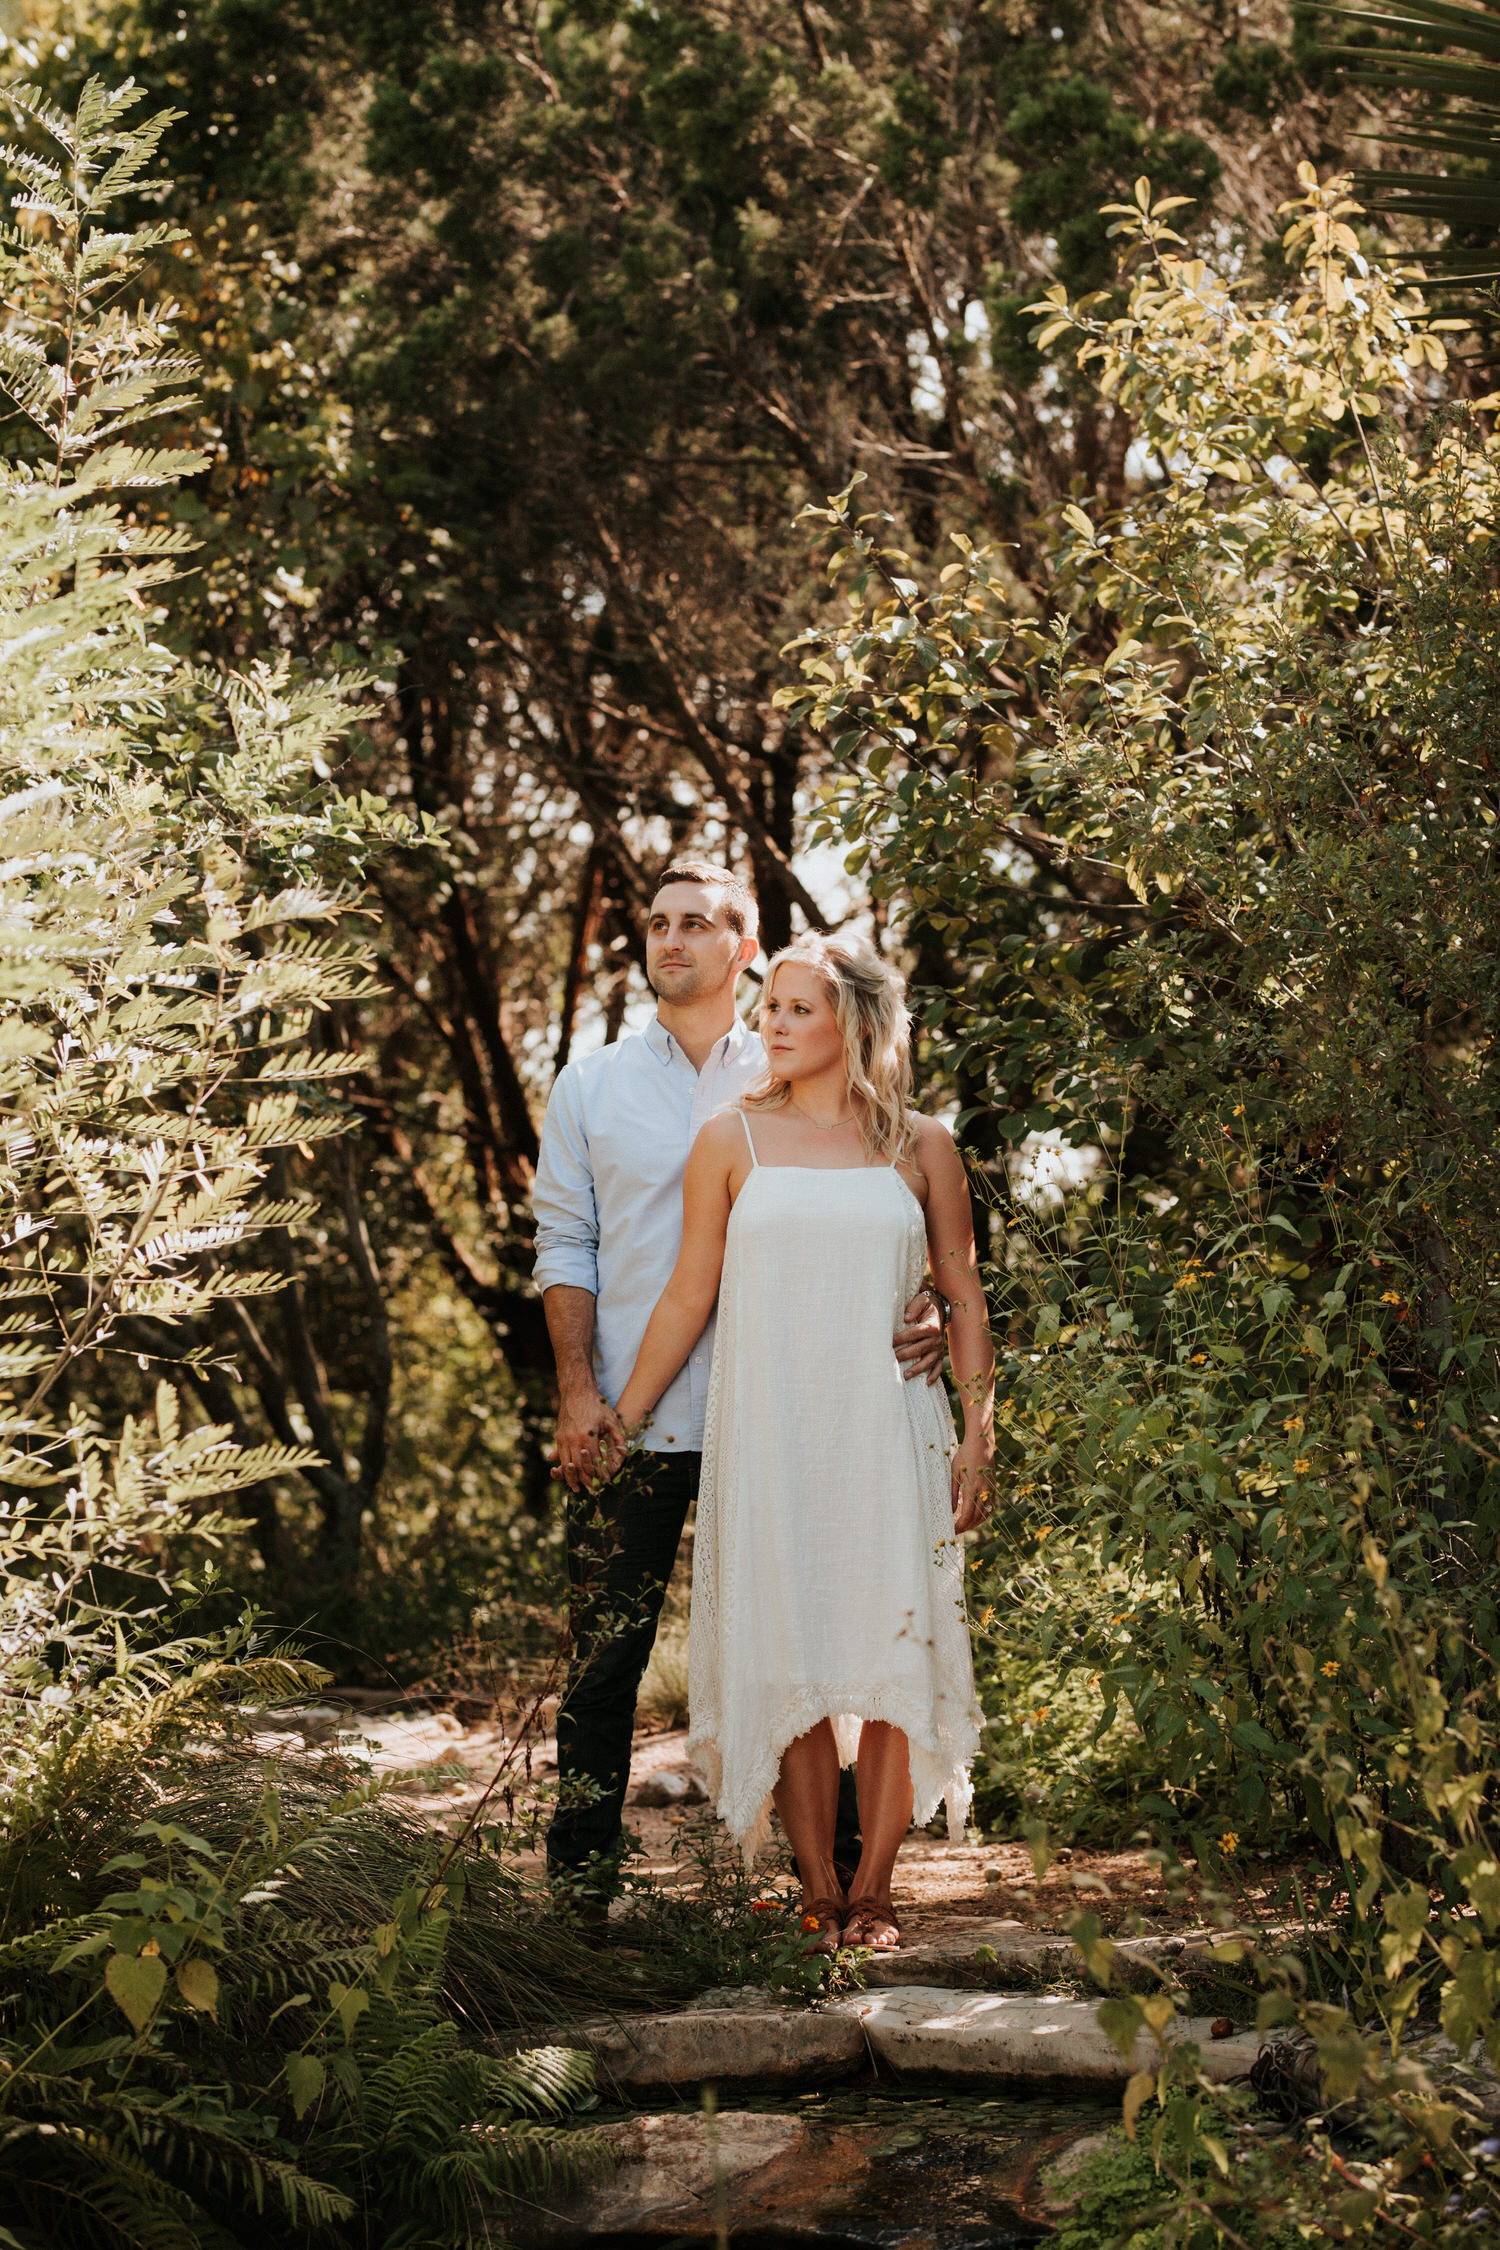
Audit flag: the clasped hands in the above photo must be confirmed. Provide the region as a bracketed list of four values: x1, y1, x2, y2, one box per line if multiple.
[550, 1287, 950, 1494]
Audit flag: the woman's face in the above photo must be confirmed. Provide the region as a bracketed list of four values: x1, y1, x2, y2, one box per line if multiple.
[762, 962, 845, 1084]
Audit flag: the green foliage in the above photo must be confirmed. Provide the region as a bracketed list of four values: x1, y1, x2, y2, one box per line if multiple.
[1045, 2125, 1305, 2250]
[0, 81, 610, 2249]
[619, 1811, 868, 2004]
[781, 168, 1500, 1841]
[1319, 0, 1500, 254]
[781, 165, 1500, 2231]
[12, 0, 1347, 1633]
[1207, 41, 1303, 124]
[1, 1755, 611, 2250]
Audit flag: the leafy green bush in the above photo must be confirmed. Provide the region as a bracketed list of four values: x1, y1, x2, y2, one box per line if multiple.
[779, 164, 1500, 2234]
[0, 80, 620, 2248]
[1046, 2127, 1305, 2250]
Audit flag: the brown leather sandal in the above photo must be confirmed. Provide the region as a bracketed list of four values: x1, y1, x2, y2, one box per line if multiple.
[800, 1896, 847, 1956]
[843, 1895, 902, 1951]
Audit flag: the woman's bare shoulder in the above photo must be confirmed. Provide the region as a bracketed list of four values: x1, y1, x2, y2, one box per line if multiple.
[697, 1107, 751, 1155]
[907, 1111, 964, 1178]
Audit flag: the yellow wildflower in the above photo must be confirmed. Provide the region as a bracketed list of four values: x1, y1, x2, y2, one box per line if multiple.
[1219, 1831, 1239, 1853]
[1293, 1457, 1312, 1474]
[1380, 1291, 1402, 1306]
[1321, 1661, 1340, 1678]
[1282, 1416, 1304, 1433]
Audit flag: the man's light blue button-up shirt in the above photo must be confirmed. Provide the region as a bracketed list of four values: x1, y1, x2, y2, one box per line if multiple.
[532, 1013, 765, 1452]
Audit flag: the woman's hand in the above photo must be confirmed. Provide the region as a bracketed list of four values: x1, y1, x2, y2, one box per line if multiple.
[950, 1432, 996, 1534]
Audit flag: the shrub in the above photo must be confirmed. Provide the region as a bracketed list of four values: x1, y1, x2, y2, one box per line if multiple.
[0, 80, 615, 2248]
[779, 164, 1500, 2231]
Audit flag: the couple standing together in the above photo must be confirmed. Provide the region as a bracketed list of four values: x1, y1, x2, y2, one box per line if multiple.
[533, 862, 995, 1951]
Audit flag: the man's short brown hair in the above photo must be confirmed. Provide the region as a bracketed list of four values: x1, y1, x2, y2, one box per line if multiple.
[652, 860, 759, 943]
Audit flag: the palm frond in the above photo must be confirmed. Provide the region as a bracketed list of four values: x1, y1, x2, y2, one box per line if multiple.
[1316, 0, 1500, 253]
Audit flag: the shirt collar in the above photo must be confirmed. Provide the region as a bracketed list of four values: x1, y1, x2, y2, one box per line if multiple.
[644, 1012, 751, 1068]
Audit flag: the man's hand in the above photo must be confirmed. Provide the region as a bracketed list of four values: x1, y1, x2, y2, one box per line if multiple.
[553, 1386, 628, 1494]
[894, 1287, 946, 1386]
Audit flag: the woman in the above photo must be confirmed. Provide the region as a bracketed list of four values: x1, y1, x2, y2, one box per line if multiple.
[615, 933, 994, 1952]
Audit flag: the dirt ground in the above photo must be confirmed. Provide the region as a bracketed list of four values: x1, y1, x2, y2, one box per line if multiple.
[265, 1701, 1301, 1946]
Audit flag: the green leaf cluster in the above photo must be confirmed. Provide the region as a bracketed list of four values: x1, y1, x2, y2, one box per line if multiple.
[0, 81, 618, 2249]
[783, 164, 1500, 2221]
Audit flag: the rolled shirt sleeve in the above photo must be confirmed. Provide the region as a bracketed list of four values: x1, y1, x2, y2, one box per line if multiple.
[529, 1016, 764, 1450]
[532, 1066, 600, 1296]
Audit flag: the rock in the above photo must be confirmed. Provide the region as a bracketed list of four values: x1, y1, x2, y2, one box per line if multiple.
[514, 2111, 805, 2243]
[1038, 2128, 1115, 2215]
[630, 1768, 708, 1808]
[859, 1917, 1065, 1989]
[565, 1993, 867, 2092]
[550, 1982, 1261, 2095]
[825, 1987, 1263, 2086]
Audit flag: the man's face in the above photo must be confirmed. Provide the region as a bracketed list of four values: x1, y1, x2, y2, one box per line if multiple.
[645, 883, 754, 1003]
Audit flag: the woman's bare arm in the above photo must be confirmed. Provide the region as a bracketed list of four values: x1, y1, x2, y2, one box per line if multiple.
[616, 1112, 739, 1431]
[914, 1117, 995, 1529]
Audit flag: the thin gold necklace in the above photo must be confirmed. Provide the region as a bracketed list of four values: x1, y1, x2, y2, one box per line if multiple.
[790, 1098, 854, 1131]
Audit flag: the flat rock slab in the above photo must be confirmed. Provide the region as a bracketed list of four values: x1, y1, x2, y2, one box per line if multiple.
[556, 1983, 1260, 2094]
[573, 1994, 866, 2092]
[857, 1920, 1275, 1989]
[515, 2106, 1097, 2245]
[860, 1919, 1065, 1989]
[829, 1987, 1263, 2086]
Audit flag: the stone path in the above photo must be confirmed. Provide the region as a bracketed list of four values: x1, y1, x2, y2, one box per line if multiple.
[565, 1983, 1261, 2095]
[251, 1702, 1295, 1960]
[256, 1697, 1283, 2243]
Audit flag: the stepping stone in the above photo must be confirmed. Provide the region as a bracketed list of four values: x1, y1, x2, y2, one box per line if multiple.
[553, 1983, 1260, 2094]
[826, 1986, 1263, 2085]
[570, 1991, 866, 2092]
[859, 1918, 1068, 1988]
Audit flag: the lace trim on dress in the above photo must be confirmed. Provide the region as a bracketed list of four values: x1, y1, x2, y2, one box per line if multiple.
[688, 1679, 976, 1868]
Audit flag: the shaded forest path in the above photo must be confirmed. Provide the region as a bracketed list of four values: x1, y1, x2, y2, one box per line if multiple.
[275, 1701, 1304, 1948]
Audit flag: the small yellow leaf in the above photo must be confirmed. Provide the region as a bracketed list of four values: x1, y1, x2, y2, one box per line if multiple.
[105, 1952, 166, 2033]
[176, 1959, 219, 2018]
[1122, 2066, 1156, 2141]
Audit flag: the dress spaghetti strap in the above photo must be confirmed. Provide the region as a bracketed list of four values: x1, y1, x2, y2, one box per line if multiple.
[737, 1108, 759, 1167]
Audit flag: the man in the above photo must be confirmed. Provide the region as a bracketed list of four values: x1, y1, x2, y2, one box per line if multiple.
[533, 860, 946, 1895]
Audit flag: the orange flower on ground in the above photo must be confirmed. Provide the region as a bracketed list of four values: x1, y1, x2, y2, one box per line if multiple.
[751, 1899, 779, 1914]
[801, 1914, 821, 1933]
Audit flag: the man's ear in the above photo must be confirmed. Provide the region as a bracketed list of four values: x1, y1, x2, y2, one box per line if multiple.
[737, 934, 759, 970]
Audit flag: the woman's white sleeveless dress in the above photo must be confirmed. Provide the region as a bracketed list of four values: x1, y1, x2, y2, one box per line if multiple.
[687, 1113, 981, 1863]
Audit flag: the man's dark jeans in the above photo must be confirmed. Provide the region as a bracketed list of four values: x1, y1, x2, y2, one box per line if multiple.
[547, 1447, 862, 1889]
[548, 1448, 699, 1881]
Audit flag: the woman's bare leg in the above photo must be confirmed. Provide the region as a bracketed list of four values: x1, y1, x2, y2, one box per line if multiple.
[772, 1719, 842, 1909]
[844, 1720, 913, 1946]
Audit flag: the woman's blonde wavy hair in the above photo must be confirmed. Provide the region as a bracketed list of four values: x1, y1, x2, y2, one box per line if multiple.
[742, 932, 915, 1164]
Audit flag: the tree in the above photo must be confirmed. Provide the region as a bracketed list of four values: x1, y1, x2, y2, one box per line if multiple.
[779, 168, 1500, 1842]
[20, 0, 1367, 1622]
